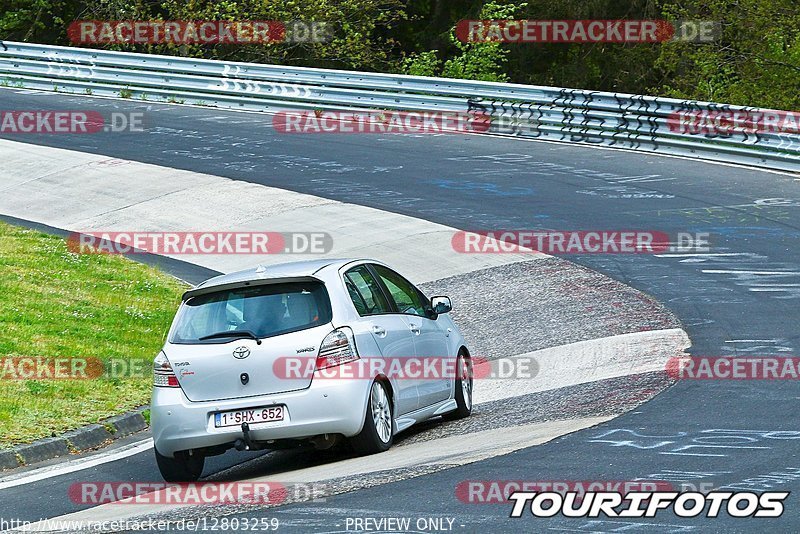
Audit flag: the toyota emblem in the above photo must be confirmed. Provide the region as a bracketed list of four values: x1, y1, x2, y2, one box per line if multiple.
[232, 346, 251, 359]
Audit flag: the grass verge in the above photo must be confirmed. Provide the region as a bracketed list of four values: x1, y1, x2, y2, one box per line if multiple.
[0, 221, 188, 447]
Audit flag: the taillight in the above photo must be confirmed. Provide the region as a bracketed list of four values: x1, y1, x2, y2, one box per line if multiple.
[316, 327, 359, 370]
[153, 351, 180, 388]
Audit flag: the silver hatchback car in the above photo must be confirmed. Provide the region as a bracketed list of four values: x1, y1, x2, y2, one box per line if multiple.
[151, 259, 472, 481]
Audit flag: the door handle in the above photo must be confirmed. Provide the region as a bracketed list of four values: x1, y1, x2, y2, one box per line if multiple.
[409, 323, 420, 334]
[372, 325, 386, 337]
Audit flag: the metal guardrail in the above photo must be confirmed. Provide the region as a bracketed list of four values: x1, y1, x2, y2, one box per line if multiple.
[0, 41, 798, 172]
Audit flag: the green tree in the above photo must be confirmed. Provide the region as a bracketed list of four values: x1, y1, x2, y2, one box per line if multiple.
[0, 0, 76, 42]
[403, 1, 525, 82]
[654, 0, 800, 109]
[154, 0, 408, 71]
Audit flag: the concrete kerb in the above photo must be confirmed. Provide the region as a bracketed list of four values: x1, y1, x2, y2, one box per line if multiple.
[1, 406, 149, 471]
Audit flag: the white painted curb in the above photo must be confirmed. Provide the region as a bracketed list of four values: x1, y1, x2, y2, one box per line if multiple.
[0, 139, 538, 283]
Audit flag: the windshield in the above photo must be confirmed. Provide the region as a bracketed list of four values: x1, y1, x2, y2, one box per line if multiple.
[170, 281, 332, 344]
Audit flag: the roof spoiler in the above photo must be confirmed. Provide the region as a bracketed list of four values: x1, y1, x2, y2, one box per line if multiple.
[182, 276, 323, 301]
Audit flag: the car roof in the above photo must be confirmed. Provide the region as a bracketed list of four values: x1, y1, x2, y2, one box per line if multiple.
[194, 258, 375, 289]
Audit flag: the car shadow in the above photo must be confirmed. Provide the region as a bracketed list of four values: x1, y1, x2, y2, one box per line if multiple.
[201, 415, 457, 482]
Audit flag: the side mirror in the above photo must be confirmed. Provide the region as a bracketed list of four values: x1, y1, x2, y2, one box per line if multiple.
[430, 296, 452, 315]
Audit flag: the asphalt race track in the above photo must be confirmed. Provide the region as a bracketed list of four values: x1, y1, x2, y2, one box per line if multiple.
[1, 89, 799, 533]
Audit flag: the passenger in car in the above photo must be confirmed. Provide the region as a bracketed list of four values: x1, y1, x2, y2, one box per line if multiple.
[285, 292, 318, 329]
[242, 295, 286, 335]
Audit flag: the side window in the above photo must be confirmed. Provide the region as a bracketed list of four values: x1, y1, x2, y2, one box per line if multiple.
[372, 265, 427, 317]
[344, 265, 391, 316]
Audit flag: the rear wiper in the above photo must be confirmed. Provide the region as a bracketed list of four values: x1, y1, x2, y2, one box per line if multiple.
[198, 330, 262, 344]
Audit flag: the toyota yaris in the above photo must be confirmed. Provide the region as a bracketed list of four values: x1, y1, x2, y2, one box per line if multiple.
[151, 259, 472, 481]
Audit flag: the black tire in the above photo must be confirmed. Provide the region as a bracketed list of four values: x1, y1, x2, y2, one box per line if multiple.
[350, 379, 394, 455]
[155, 448, 205, 482]
[444, 352, 473, 421]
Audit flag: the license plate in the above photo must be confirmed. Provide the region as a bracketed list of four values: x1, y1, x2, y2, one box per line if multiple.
[214, 406, 284, 428]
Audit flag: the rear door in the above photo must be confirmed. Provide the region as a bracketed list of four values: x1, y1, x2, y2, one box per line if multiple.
[343, 264, 419, 415]
[370, 264, 453, 408]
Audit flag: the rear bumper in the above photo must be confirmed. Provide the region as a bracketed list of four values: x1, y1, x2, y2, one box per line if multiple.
[151, 376, 371, 457]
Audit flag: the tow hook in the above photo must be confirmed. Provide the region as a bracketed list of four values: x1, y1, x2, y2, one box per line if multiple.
[235, 421, 254, 451]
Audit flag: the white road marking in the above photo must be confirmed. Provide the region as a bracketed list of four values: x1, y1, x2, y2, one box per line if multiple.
[701, 270, 800, 275]
[749, 287, 800, 291]
[655, 253, 752, 258]
[0, 439, 153, 490]
[725, 339, 783, 343]
[474, 328, 689, 405]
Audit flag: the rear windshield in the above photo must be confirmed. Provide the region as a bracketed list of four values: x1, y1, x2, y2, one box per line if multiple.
[170, 282, 332, 344]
